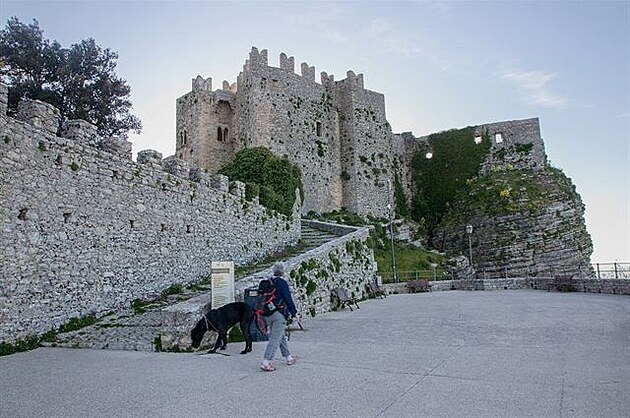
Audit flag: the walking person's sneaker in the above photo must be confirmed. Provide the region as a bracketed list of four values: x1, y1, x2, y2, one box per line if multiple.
[286, 355, 299, 366]
[260, 362, 276, 372]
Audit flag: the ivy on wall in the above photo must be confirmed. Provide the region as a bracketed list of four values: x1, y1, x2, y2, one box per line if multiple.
[410, 127, 491, 244]
[218, 147, 304, 217]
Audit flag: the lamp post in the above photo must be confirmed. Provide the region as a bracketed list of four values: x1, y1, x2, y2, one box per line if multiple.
[466, 224, 473, 269]
[386, 179, 398, 283]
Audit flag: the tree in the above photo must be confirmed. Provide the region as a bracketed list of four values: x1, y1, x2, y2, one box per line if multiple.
[0, 17, 141, 137]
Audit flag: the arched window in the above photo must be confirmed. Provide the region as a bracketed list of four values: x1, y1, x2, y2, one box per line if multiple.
[217, 127, 223, 142]
[223, 127, 229, 142]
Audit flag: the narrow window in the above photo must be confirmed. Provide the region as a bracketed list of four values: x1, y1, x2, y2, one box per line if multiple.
[316, 122, 322, 137]
[223, 127, 228, 142]
[217, 127, 223, 142]
[183, 130, 187, 145]
[495, 133, 503, 144]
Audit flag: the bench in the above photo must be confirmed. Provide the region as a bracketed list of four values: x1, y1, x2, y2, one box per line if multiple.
[332, 287, 360, 311]
[366, 282, 387, 298]
[406, 279, 431, 293]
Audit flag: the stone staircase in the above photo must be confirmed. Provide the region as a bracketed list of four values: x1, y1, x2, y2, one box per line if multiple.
[47, 220, 345, 351]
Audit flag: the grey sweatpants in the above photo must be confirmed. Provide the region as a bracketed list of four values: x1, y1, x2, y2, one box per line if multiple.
[263, 311, 290, 361]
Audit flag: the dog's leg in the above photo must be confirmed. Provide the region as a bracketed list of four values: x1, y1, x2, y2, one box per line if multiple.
[208, 333, 222, 353]
[240, 320, 252, 354]
[220, 332, 228, 350]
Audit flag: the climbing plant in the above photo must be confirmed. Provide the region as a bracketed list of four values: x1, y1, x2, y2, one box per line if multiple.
[410, 127, 490, 244]
[218, 147, 304, 217]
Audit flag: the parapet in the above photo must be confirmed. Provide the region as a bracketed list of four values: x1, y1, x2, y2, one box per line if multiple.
[100, 136, 133, 160]
[248, 47, 268, 67]
[321, 72, 335, 86]
[344, 70, 364, 89]
[192, 76, 212, 92]
[16, 99, 60, 135]
[137, 149, 164, 165]
[61, 119, 100, 148]
[280, 52, 295, 72]
[301, 62, 315, 81]
[163, 155, 190, 179]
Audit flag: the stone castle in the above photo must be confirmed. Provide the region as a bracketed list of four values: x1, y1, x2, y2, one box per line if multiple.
[0, 47, 593, 345]
[176, 47, 591, 278]
[175, 47, 548, 219]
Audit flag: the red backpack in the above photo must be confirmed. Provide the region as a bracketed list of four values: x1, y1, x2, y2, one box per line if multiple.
[254, 277, 285, 334]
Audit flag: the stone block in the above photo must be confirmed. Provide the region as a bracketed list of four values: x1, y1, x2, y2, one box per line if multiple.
[16, 99, 60, 135]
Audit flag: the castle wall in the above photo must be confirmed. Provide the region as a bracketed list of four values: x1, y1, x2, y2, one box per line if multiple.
[234, 48, 344, 214]
[0, 94, 300, 343]
[179, 48, 392, 218]
[476, 117, 546, 173]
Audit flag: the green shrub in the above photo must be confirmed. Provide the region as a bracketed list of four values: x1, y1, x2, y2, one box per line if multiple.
[218, 147, 303, 217]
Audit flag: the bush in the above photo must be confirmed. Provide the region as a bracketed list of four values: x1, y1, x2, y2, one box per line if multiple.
[218, 147, 303, 217]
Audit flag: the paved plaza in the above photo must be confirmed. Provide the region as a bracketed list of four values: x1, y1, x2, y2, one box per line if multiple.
[1, 290, 629, 417]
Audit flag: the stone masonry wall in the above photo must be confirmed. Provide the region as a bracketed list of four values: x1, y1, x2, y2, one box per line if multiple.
[177, 47, 391, 218]
[0, 92, 301, 343]
[160, 220, 377, 350]
[385, 277, 630, 295]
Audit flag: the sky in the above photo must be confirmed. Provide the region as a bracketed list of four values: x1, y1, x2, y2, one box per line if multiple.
[2, 0, 628, 263]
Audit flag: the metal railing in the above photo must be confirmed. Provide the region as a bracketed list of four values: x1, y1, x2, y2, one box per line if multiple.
[378, 270, 451, 284]
[378, 262, 629, 283]
[592, 262, 630, 279]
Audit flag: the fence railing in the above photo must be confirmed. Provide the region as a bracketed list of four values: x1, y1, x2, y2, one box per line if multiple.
[378, 270, 451, 284]
[592, 262, 630, 279]
[378, 262, 629, 283]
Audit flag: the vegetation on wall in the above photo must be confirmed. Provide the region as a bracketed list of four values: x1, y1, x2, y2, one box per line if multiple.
[218, 147, 304, 217]
[442, 166, 581, 223]
[410, 127, 491, 244]
[393, 169, 409, 219]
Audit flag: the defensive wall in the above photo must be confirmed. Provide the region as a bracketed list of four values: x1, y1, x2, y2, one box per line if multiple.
[0, 84, 301, 343]
[160, 219, 377, 350]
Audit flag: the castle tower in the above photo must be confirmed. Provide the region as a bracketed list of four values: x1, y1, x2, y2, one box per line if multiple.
[175, 48, 392, 218]
[175, 76, 237, 172]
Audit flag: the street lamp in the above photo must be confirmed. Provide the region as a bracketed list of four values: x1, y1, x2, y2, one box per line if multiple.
[466, 224, 473, 269]
[386, 179, 398, 283]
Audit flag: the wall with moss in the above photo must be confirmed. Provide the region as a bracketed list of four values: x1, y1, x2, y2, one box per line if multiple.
[0, 94, 301, 344]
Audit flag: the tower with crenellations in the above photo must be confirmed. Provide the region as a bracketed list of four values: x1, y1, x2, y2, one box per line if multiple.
[176, 47, 394, 218]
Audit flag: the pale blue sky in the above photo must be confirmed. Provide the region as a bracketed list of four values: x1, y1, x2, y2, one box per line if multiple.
[2, 0, 628, 262]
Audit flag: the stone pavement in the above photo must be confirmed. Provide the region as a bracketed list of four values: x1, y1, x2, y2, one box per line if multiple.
[1, 290, 629, 417]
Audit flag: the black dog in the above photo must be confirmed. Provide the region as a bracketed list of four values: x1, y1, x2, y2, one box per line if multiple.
[190, 302, 253, 354]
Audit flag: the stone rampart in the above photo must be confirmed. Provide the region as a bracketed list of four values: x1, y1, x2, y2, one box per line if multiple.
[160, 220, 377, 349]
[0, 90, 301, 343]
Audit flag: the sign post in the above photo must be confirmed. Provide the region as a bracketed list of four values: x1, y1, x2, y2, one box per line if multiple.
[211, 261, 234, 308]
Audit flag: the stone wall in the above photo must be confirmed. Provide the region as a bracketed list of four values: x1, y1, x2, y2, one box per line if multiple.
[176, 47, 392, 218]
[0, 92, 301, 343]
[160, 220, 377, 349]
[384, 277, 630, 295]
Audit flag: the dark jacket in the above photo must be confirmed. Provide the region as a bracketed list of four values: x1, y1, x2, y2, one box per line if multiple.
[272, 276, 297, 318]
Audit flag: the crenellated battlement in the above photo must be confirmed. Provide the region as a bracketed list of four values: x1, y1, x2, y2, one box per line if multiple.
[0, 81, 302, 343]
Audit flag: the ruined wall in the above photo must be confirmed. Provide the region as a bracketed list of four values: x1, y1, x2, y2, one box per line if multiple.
[475, 118, 547, 173]
[0, 88, 301, 343]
